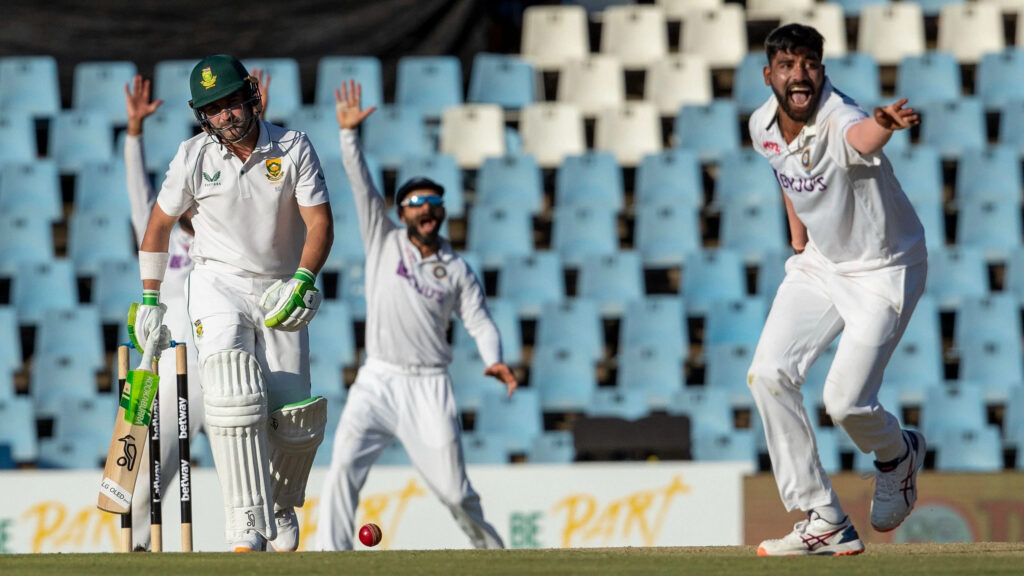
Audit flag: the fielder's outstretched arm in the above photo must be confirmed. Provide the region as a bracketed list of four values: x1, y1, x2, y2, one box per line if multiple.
[846, 98, 919, 156]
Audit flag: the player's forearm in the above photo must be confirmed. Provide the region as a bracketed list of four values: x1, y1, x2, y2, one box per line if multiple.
[297, 204, 334, 276]
[783, 193, 808, 253]
[845, 116, 892, 156]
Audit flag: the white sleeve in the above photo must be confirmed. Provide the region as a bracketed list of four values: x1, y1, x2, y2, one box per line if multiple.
[124, 134, 156, 247]
[829, 105, 878, 168]
[340, 128, 395, 251]
[455, 261, 502, 367]
[155, 141, 195, 219]
[293, 133, 330, 207]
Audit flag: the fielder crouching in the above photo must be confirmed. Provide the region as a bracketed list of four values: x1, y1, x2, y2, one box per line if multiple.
[134, 54, 334, 552]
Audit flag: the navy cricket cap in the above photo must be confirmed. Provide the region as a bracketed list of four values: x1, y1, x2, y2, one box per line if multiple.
[395, 177, 445, 207]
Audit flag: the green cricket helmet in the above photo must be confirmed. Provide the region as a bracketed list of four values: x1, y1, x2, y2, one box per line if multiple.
[188, 54, 256, 110]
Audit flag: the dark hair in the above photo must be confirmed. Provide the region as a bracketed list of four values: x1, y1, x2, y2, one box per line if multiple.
[765, 24, 824, 63]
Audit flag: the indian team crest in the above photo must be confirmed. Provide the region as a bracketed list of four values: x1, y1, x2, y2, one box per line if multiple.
[433, 264, 447, 279]
[200, 66, 217, 90]
[800, 148, 812, 169]
[265, 158, 284, 182]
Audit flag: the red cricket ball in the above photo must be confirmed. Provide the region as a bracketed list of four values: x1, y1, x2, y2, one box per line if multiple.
[359, 522, 383, 547]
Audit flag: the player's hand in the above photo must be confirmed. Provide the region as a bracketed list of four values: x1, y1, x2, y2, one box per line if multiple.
[138, 323, 172, 370]
[874, 98, 919, 131]
[335, 79, 376, 130]
[484, 363, 518, 398]
[252, 67, 271, 119]
[261, 268, 321, 331]
[125, 75, 163, 135]
[128, 290, 167, 354]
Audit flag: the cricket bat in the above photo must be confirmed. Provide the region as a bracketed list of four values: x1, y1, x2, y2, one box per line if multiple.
[98, 346, 161, 514]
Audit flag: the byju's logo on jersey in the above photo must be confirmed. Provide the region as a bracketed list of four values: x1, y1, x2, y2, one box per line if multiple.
[202, 170, 221, 186]
[200, 66, 217, 90]
[265, 158, 284, 182]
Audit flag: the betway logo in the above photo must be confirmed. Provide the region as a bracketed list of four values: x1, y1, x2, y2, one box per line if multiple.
[178, 397, 189, 439]
[179, 459, 191, 502]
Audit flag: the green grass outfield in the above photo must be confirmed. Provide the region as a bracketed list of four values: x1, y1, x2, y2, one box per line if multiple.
[4, 543, 1024, 576]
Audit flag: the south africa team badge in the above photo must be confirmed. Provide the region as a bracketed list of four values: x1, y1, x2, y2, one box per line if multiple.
[265, 158, 284, 182]
[200, 66, 217, 90]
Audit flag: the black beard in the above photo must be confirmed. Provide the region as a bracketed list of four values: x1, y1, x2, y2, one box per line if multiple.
[406, 216, 441, 249]
[772, 83, 821, 123]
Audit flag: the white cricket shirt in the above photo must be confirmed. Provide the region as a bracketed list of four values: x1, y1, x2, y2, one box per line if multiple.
[340, 129, 502, 368]
[156, 121, 329, 278]
[749, 79, 926, 272]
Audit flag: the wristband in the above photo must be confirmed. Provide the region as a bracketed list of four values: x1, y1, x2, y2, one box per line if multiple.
[142, 289, 160, 306]
[139, 251, 170, 282]
[293, 267, 316, 284]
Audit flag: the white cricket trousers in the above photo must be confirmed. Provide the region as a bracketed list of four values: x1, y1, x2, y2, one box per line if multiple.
[748, 246, 927, 513]
[317, 358, 504, 550]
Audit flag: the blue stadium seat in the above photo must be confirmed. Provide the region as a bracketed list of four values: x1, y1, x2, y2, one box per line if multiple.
[920, 98, 986, 159]
[564, 0, 636, 14]
[536, 299, 603, 362]
[680, 248, 746, 315]
[68, 212, 136, 276]
[48, 393, 117, 466]
[551, 205, 618, 268]
[888, 146, 943, 206]
[476, 154, 544, 216]
[309, 300, 356, 368]
[907, 194, 946, 250]
[0, 307, 20, 380]
[0, 396, 37, 464]
[713, 148, 781, 207]
[153, 59, 200, 121]
[935, 426, 1003, 472]
[955, 294, 1020, 355]
[468, 53, 536, 110]
[325, 206, 366, 270]
[468, 205, 534, 268]
[241, 58, 302, 124]
[674, 99, 741, 163]
[998, 100, 1024, 155]
[555, 151, 624, 211]
[692, 429, 755, 462]
[48, 110, 115, 173]
[926, 246, 989, 309]
[719, 197, 787, 263]
[616, 344, 685, 409]
[0, 215, 54, 274]
[977, 48, 1024, 111]
[450, 347, 499, 412]
[667, 386, 735, 435]
[12, 260, 77, 324]
[72, 61, 138, 124]
[1005, 248, 1024, 302]
[362, 106, 431, 169]
[0, 55, 60, 119]
[705, 297, 768, 346]
[316, 56, 383, 110]
[35, 307, 104, 370]
[921, 382, 988, 439]
[0, 113, 37, 161]
[30, 354, 100, 420]
[577, 251, 644, 317]
[895, 52, 961, 107]
[398, 154, 466, 219]
[453, 299, 521, 366]
[756, 250, 789, 298]
[823, 52, 881, 107]
[130, 109, 193, 172]
[497, 252, 565, 317]
[476, 387, 543, 452]
[634, 148, 702, 209]
[0, 160, 61, 222]
[74, 160, 131, 219]
[956, 196, 1021, 260]
[585, 388, 650, 421]
[956, 146, 1021, 202]
[634, 202, 701, 268]
[1005, 387, 1024, 441]
[829, 0, 888, 17]
[309, 353, 346, 403]
[313, 399, 346, 468]
[527, 430, 575, 463]
[531, 345, 598, 412]
[885, 295, 943, 387]
[337, 261, 367, 321]
[461, 432, 511, 464]
[320, 153, 383, 213]
[619, 296, 688, 360]
[703, 343, 755, 397]
[733, 52, 771, 115]
[396, 56, 463, 118]
[286, 105, 342, 161]
[91, 259, 140, 324]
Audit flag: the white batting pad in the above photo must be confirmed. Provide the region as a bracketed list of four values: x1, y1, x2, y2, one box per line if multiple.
[202, 349, 276, 542]
[268, 396, 328, 509]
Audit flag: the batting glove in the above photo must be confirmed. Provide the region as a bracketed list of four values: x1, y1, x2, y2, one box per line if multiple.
[261, 268, 321, 331]
[127, 289, 167, 354]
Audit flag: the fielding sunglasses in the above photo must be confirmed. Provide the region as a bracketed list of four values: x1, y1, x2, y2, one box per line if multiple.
[401, 195, 444, 207]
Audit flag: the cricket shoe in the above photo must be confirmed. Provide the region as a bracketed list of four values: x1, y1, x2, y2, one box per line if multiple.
[269, 507, 299, 552]
[232, 529, 267, 552]
[871, 429, 926, 532]
[757, 512, 865, 556]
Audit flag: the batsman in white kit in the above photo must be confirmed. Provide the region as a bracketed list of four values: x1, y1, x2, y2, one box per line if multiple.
[747, 25, 928, 556]
[133, 54, 334, 552]
[317, 81, 517, 550]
